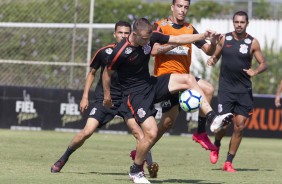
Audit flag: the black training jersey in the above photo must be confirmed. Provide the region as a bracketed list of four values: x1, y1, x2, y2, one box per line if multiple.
[90, 43, 122, 103]
[107, 32, 170, 95]
[219, 32, 254, 93]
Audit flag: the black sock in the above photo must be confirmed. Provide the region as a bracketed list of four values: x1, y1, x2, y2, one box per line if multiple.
[226, 152, 235, 163]
[206, 111, 216, 125]
[130, 162, 143, 173]
[197, 116, 206, 134]
[59, 147, 75, 162]
[145, 150, 153, 165]
[214, 139, 221, 148]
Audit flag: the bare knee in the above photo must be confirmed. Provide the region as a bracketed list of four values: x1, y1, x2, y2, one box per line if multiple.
[233, 121, 245, 135]
[202, 84, 214, 99]
[198, 80, 214, 101]
[146, 130, 158, 145]
[159, 108, 178, 131]
[79, 128, 94, 140]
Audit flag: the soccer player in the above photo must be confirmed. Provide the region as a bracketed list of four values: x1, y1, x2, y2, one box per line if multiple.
[103, 18, 233, 183]
[207, 11, 267, 172]
[151, 0, 218, 151]
[275, 80, 282, 107]
[50, 21, 154, 174]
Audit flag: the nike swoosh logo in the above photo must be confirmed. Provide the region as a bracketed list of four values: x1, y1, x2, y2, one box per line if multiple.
[226, 44, 232, 48]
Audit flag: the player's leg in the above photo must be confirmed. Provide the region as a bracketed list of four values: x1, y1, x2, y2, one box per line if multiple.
[51, 117, 99, 173]
[168, 73, 233, 132]
[129, 116, 157, 184]
[156, 104, 178, 143]
[222, 114, 247, 172]
[192, 78, 217, 151]
[222, 91, 252, 172]
[210, 90, 233, 165]
[126, 105, 159, 178]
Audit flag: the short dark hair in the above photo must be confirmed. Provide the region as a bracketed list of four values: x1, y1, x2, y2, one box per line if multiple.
[233, 11, 249, 22]
[172, 0, 190, 5]
[132, 18, 152, 34]
[115, 21, 131, 32]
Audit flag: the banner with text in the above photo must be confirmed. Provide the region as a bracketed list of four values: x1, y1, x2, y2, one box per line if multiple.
[0, 86, 281, 138]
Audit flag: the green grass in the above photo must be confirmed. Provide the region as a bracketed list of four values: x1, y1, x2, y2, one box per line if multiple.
[0, 129, 281, 184]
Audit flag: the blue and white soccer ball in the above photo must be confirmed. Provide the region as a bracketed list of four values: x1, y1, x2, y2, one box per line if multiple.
[179, 89, 202, 113]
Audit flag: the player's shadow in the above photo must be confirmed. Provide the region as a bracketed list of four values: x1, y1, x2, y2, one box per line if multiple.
[63, 172, 226, 184]
[211, 168, 261, 172]
[63, 171, 127, 176]
[152, 179, 223, 184]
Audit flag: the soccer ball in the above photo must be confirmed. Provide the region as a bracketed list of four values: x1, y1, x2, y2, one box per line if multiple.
[179, 89, 202, 112]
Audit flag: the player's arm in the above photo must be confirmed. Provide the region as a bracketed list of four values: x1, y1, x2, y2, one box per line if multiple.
[151, 23, 178, 56]
[201, 34, 222, 56]
[207, 34, 225, 66]
[151, 43, 177, 56]
[168, 30, 220, 45]
[80, 68, 97, 112]
[192, 27, 221, 56]
[167, 32, 206, 44]
[243, 38, 267, 77]
[80, 49, 103, 112]
[102, 67, 114, 108]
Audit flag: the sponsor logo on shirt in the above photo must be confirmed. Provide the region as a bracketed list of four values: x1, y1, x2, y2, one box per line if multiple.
[244, 38, 251, 44]
[105, 48, 113, 55]
[239, 44, 248, 54]
[125, 47, 133, 54]
[165, 46, 189, 56]
[143, 43, 151, 55]
[226, 35, 233, 41]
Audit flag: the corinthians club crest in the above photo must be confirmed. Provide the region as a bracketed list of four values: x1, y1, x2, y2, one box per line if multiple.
[142, 43, 151, 55]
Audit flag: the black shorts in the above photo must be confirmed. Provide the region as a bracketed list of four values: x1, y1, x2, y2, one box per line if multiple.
[217, 89, 253, 117]
[161, 76, 201, 113]
[88, 101, 123, 128]
[119, 74, 171, 124]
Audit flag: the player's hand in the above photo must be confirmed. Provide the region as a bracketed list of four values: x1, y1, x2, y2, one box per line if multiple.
[243, 68, 258, 77]
[204, 29, 216, 40]
[275, 96, 281, 108]
[210, 33, 223, 45]
[103, 98, 113, 108]
[207, 55, 217, 67]
[80, 98, 89, 113]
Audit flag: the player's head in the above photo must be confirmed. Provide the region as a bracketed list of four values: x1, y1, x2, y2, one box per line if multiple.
[171, 0, 190, 24]
[114, 21, 131, 43]
[132, 18, 152, 46]
[232, 11, 249, 35]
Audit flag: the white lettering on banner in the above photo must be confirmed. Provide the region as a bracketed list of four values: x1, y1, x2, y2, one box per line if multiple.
[16, 101, 36, 113]
[60, 92, 82, 127]
[15, 90, 38, 125]
[60, 103, 80, 115]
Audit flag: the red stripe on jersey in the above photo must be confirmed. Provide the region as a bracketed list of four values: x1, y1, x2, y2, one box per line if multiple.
[89, 43, 115, 66]
[127, 95, 139, 123]
[108, 41, 129, 70]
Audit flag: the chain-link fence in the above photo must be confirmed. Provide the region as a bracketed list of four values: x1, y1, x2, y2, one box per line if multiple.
[0, 0, 115, 89]
[1, 0, 281, 91]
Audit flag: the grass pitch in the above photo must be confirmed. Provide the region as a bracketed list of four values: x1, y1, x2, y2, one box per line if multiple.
[0, 129, 281, 184]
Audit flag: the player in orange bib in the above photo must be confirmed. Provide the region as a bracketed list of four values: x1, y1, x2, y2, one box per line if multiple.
[151, 0, 219, 151]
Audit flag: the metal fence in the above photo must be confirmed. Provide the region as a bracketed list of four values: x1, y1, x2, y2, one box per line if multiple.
[0, 0, 111, 89]
[0, 0, 281, 90]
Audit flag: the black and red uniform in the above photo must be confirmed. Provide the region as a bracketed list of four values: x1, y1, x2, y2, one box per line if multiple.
[88, 43, 123, 128]
[107, 32, 174, 124]
[218, 32, 254, 117]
